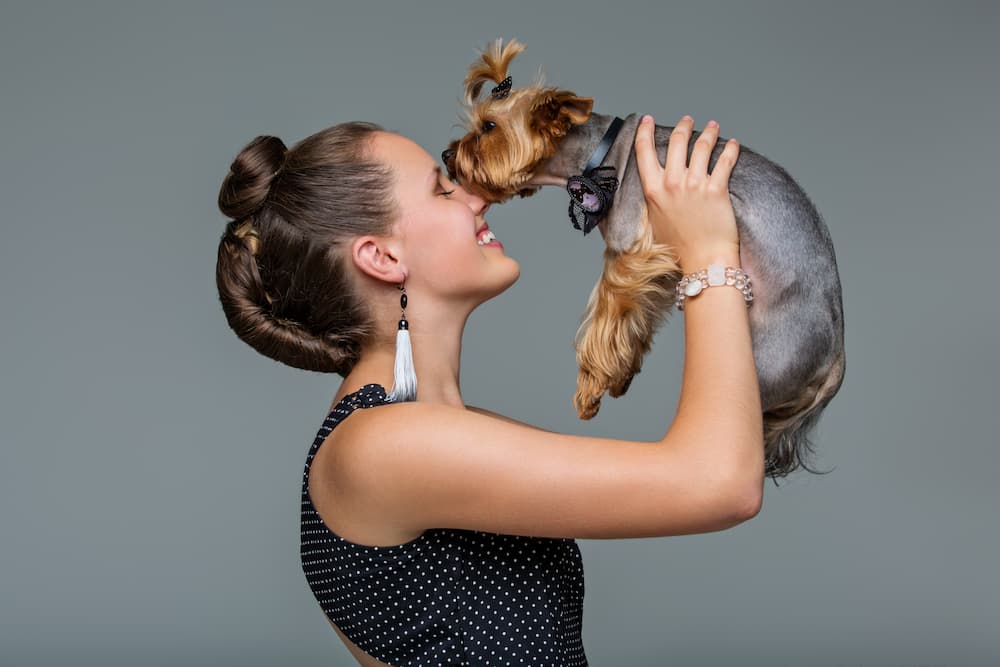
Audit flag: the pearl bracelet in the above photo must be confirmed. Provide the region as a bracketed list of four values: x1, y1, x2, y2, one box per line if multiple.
[675, 263, 754, 311]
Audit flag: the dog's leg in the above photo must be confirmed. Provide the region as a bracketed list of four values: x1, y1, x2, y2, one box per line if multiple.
[572, 228, 682, 419]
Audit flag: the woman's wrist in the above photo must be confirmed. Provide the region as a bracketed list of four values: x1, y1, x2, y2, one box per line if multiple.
[678, 245, 742, 275]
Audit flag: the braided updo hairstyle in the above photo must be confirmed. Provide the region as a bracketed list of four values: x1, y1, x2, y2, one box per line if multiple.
[216, 121, 397, 376]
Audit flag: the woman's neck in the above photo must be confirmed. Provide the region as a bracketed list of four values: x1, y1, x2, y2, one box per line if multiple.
[341, 314, 469, 409]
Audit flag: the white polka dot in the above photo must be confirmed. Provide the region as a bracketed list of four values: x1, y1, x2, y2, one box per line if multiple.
[300, 383, 588, 665]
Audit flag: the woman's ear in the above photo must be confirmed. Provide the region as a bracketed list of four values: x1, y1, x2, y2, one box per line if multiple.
[351, 235, 407, 285]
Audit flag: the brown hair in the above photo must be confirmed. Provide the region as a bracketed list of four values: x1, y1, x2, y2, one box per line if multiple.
[215, 121, 397, 376]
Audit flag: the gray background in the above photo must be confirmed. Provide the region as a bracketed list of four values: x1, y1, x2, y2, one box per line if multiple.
[2, 1, 997, 665]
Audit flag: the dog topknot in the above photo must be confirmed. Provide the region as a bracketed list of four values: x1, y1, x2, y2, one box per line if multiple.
[463, 38, 526, 105]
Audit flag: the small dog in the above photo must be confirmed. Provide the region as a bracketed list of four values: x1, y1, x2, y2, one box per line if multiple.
[444, 39, 845, 480]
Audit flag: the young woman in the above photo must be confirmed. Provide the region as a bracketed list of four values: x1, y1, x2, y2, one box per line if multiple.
[216, 114, 762, 666]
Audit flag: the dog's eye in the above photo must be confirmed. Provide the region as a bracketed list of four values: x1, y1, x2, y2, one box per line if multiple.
[481, 120, 496, 134]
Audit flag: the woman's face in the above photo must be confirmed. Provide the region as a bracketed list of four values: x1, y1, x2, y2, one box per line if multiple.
[370, 131, 520, 306]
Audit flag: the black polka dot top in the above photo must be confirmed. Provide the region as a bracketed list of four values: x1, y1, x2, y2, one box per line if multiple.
[301, 383, 588, 666]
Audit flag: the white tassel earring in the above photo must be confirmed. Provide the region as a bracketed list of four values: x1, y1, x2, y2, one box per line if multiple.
[387, 281, 417, 402]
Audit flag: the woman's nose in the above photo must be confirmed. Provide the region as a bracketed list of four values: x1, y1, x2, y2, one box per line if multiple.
[459, 185, 490, 216]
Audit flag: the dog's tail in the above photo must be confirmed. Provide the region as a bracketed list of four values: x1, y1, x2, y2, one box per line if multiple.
[761, 351, 845, 483]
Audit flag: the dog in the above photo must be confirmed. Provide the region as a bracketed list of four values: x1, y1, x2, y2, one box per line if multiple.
[443, 39, 845, 480]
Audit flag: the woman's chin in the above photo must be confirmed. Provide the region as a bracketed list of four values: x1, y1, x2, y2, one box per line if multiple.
[482, 259, 520, 300]
[500, 256, 520, 285]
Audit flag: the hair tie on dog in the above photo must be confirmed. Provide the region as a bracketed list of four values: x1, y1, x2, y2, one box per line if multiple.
[491, 76, 512, 100]
[567, 166, 619, 235]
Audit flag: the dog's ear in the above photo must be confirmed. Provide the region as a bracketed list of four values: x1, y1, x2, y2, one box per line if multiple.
[463, 38, 526, 104]
[530, 90, 594, 138]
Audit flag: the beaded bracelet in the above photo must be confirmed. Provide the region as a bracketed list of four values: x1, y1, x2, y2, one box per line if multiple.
[675, 263, 754, 311]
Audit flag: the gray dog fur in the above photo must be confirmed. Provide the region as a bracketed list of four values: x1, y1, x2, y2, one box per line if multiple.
[529, 111, 846, 438]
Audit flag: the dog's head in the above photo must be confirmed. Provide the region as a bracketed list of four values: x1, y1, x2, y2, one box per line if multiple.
[443, 38, 593, 203]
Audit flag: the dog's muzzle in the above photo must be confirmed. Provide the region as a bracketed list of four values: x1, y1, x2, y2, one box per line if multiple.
[441, 148, 458, 180]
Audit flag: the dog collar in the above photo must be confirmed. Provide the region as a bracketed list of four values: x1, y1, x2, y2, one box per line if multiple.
[566, 116, 624, 235]
[583, 116, 624, 173]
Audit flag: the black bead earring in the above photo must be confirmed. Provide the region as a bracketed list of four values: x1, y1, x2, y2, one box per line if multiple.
[386, 281, 417, 402]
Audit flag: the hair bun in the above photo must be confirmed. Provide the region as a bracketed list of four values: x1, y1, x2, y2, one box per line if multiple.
[218, 135, 288, 220]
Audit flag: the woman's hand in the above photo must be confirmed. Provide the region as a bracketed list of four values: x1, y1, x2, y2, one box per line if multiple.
[634, 115, 741, 274]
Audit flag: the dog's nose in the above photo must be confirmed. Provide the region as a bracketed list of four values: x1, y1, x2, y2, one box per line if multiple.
[441, 148, 458, 179]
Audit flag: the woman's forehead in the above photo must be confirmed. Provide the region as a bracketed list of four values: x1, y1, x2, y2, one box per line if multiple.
[373, 131, 434, 171]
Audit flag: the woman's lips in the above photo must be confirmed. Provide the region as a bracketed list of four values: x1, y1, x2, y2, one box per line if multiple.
[476, 221, 504, 250]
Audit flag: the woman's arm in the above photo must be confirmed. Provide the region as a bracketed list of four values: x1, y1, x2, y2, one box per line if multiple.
[636, 114, 764, 506]
[663, 246, 764, 512]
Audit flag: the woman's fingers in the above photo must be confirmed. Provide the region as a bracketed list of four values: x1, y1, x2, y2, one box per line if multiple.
[634, 115, 663, 199]
[709, 137, 740, 192]
[687, 120, 719, 183]
[664, 115, 694, 185]
[635, 114, 739, 196]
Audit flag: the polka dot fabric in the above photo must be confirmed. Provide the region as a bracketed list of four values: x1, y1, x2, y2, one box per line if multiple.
[301, 383, 588, 666]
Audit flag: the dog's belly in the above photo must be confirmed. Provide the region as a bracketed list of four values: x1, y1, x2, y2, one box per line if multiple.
[725, 148, 844, 411]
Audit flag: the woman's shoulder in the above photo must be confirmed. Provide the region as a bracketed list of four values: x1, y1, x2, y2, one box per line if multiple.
[318, 381, 555, 487]
[315, 383, 396, 474]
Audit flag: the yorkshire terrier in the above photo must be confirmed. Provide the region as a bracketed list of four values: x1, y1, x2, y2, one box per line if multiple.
[443, 39, 845, 479]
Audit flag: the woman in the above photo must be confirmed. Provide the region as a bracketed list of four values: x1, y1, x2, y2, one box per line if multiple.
[216, 114, 762, 666]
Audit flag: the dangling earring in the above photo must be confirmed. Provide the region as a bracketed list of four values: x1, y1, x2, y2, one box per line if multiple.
[387, 281, 417, 402]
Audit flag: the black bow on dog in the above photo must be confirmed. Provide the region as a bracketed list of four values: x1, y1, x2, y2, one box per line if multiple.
[565, 116, 625, 235]
[567, 167, 619, 235]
